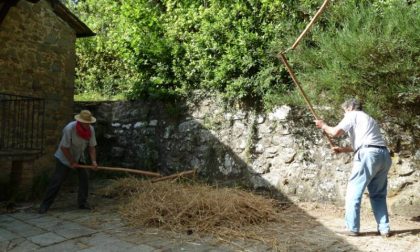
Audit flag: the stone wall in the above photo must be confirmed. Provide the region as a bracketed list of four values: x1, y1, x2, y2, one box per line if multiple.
[77, 93, 419, 218]
[0, 0, 77, 194]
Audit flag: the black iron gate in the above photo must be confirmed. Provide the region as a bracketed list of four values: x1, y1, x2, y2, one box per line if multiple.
[0, 93, 45, 158]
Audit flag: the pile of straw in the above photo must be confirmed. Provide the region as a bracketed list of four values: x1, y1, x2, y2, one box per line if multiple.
[99, 178, 284, 241]
[97, 177, 144, 198]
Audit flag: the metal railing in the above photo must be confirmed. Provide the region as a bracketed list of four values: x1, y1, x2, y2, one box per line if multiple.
[0, 93, 45, 157]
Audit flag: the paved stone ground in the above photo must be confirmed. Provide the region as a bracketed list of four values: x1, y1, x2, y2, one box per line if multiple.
[0, 207, 246, 251]
[1, 181, 274, 252]
[0, 203, 248, 252]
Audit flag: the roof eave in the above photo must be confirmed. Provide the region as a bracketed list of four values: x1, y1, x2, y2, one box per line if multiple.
[0, 0, 95, 38]
[51, 1, 95, 38]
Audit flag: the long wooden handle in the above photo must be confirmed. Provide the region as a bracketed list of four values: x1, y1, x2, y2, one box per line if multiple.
[78, 165, 161, 177]
[277, 53, 335, 147]
[278, 53, 319, 119]
[151, 169, 196, 183]
[288, 0, 330, 52]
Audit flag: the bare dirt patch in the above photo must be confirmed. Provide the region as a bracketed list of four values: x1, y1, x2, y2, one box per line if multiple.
[296, 202, 420, 252]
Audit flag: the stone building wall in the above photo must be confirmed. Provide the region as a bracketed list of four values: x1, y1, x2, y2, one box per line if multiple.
[0, 0, 77, 194]
[77, 93, 419, 218]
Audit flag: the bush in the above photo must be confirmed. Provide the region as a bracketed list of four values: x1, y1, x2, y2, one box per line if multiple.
[70, 0, 317, 104]
[71, 0, 418, 125]
[290, 0, 419, 125]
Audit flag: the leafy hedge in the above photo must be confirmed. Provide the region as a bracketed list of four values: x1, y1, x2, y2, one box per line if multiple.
[71, 0, 418, 124]
[291, 0, 419, 124]
[71, 0, 309, 102]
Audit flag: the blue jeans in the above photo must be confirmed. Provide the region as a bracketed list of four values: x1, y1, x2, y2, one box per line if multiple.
[345, 147, 392, 233]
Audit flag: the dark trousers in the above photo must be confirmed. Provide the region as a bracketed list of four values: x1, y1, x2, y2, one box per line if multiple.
[41, 159, 89, 208]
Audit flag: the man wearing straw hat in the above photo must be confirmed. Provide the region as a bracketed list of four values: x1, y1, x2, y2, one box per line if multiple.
[38, 110, 98, 214]
[314, 98, 392, 237]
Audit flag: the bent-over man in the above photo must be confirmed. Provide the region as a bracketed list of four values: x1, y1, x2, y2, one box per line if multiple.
[315, 98, 392, 237]
[39, 110, 98, 214]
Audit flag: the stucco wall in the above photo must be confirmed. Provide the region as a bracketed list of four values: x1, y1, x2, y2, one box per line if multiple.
[0, 0, 77, 192]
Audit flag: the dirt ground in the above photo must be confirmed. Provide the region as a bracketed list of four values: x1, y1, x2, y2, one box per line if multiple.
[290, 202, 420, 252]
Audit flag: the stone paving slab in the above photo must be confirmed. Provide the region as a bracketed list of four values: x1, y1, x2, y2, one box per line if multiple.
[0, 209, 238, 252]
[0, 215, 16, 224]
[23, 215, 64, 230]
[27, 232, 67, 246]
[9, 212, 42, 221]
[0, 219, 46, 238]
[35, 239, 89, 252]
[52, 222, 96, 239]
[158, 242, 223, 252]
[0, 227, 19, 241]
[3, 238, 40, 252]
[50, 209, 94, 221]
[78, 232, 122, 246]
[78, 233, 137, 252]
[124, 244, 155, 252]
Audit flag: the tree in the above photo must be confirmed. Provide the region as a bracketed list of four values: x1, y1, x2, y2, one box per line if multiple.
[291, 0, 419, 124]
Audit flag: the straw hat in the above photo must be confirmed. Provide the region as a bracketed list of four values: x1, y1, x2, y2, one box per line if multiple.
[74, 110, 96, 124]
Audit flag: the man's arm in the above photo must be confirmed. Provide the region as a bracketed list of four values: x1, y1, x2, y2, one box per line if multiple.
[61, 146, 78, 168]
[315, 120, 345, 137]
[315, 120, 352, 154]
[89, 146, 98, 169]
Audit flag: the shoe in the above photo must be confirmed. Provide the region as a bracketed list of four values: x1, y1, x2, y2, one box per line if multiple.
[378, 231, 391, 237]
[338, 230, 360, 237]
[38, 205, 49, 214]
[78, 203, 93, 210]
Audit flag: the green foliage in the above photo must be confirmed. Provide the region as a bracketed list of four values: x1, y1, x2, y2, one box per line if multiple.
[74, 92, 125, 102]
[71, 0, 419, 124]
[164, 0, 290, 103]
[291, 0, 419, 124]
[70, 0, 140, 98]
[70, 0, 308, 103]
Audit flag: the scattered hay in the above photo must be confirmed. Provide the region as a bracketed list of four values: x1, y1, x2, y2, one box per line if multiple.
[96, 177, 143, 198]
[100, 178, 287, 247]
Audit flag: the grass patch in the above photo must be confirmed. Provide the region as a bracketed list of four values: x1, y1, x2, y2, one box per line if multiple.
[74, 92, 126, 102]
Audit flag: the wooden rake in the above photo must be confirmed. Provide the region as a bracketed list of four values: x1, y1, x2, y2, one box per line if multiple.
[78, 164, 196, 183]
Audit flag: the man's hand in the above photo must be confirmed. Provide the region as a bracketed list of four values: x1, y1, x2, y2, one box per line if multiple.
[332, 146, 343, 154]
[91, 161, 98, 171]
[70, 162, 79, 169]
[314, 120, 325, 129]
[314, 120, 344, 138]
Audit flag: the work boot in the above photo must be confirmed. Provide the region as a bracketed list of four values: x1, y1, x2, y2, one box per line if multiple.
[378, 230, 391, 238]
[38, 204, 49, 214]
[78, 202, 93, 210]
[338, 230, 360, 237]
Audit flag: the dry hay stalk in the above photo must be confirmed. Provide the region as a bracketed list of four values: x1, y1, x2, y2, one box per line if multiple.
[101, 178, 285, 246]
[96, 177, 144, 198]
